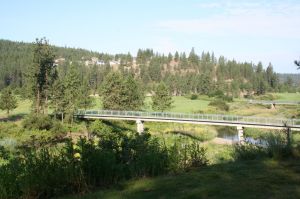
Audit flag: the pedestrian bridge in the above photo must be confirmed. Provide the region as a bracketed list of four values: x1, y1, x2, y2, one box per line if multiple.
[75, 109, 300, 132]
[248, 100, 300, 106]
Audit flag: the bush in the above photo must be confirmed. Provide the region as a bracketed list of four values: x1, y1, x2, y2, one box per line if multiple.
[89, 120, 113, 136]
[234, 132, 293, 161]
[22, 114, 66, 135]
[190, 94, 198, 100]
[209, 100, 229, 111]
[233, 143, 267, 160]
[265, 133, 291, 159]
[22, 114, 53, 130]
[0, 131, 208, 198]
[222, 95, 233, 102]
[208, 90, 224, 98]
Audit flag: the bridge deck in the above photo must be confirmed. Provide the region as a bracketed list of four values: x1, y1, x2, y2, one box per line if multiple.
[75, 110, 300, 131]
[248, 100, 300, 105]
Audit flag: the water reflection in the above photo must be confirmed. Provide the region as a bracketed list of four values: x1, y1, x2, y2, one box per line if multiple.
[218, 130, 269, 146]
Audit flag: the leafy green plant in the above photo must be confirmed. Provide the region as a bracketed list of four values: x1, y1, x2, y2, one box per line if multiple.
[233, 143, 267, 160]
[209, 100, 229, 111]
[190, 94, 198, 100]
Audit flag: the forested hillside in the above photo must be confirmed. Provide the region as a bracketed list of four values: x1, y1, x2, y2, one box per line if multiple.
[0, 39, 298, 96]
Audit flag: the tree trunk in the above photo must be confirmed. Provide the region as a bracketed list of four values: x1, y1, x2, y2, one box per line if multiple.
[45, 72, 48, 115]
[61, 112, 64, 123]
[36, 89, 40, 114]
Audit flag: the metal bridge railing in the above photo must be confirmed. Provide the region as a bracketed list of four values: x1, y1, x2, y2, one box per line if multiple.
[75, 110, 300, 128]
[248, 100, 300, 105]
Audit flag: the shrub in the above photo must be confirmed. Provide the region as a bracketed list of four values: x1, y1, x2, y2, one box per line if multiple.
[22, 114, 66, 135]
[265, 133, 291, 159]
[0, 132, 209, 198]
[190, 94, 198, 100]
[89, 120, 113, 136]
[22, 114, 53, 130]
[208, 90, 224, 98]
[234, 132, 293, 161]
[209, 100, 229, 111]
[222, 95, 233, 102]
[233, 143, 267, 160]
[188, 141, 209, 167]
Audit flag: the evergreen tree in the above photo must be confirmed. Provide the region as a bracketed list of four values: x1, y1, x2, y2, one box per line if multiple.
[50, 79, 67, 122]
[77, 78, 95, 110]
[101, 72, 144, 111]
[188, 47, 199, 66]
[174, 51, 179, 62]
[64, 64, 81, 122]
[167, 53, 173, 63]
[0, 87, 17, 116]
[101, 71, 126, 110]
[26, 38, 56, 114]
[123, 75, 145, 110]
[152, 82, 173, 112]
[256, 62, 263, 73]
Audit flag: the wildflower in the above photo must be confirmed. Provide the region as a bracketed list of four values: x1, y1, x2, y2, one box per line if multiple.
[74, 152, 81, 159]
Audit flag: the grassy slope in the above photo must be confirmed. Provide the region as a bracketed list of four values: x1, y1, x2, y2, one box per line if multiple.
[144, 95, 210, 113]
[274, 92, 300, 101]
[2, 93, 299, 118]
[0, 98, 31, 118]
[61, 159, 300, 199]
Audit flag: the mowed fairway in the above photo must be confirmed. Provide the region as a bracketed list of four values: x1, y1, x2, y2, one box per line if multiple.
[1, 93, 299, 119]
[144, 96, 210, 113]
[273, 92, 300, 101]
[0, 98, 31, 118]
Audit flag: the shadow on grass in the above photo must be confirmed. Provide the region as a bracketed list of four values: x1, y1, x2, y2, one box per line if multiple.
[166, 130, 204, 142]
[0, 113, 27, 122]
[64, 159, 300, 199]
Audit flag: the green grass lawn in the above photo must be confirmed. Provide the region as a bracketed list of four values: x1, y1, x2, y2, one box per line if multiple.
[0, 98, 31, 118]
[92, 95, 211, 113]
[1, 94, 298, 128]
[273, 92, 300, 101]
[60, 159, 300, 199]
[144, 95, 210, 113]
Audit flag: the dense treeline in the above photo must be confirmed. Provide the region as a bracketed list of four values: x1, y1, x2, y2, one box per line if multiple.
[0, 39, 298, 97]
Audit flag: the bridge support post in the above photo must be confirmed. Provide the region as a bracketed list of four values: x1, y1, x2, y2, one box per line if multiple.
[237, 126, 245, 143]
[136, 119, 144, 134]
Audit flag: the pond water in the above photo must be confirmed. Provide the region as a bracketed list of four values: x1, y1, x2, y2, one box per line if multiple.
[217, 131, 268, 146]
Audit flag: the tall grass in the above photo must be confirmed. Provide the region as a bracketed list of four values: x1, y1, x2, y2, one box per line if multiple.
[234, 132, 296, 161]
[0, 128, 208, 199]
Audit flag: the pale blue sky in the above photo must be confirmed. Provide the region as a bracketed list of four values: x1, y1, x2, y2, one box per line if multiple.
[1, 0, 300, 73]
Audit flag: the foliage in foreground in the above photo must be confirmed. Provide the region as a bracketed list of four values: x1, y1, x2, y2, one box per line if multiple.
[234, 133, 297, 160]
[0, 130, 208, 199]
[0, 87, 17, 116]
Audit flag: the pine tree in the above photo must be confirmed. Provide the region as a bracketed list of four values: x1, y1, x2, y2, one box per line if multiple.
[174, 51, 179, 62]
[152, 82, 173, 112]
[123, 75, 145, 110]
[188, 47, 199, 66]
[50, 79, 67, 122]
[77, 78, 95, 110]
[64, 64, 81, 122]
[101, 72, 144, 111]
[26, 38, 56, 114]
[167, 53, 173, 63]
[101, 71, 126, 110]
[0, 87, 17, 116]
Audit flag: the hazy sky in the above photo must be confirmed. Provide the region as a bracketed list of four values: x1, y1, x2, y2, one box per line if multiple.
[1, 0, 300, 73]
